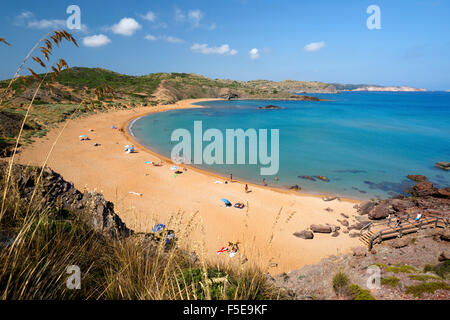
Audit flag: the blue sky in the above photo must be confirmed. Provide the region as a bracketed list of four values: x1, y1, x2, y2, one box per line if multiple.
[1, 0, 449, 90]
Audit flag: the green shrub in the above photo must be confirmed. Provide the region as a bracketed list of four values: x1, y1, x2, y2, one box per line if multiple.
[408, 274, 441, 282]
[385, 265, 417, 274]
[332, 271, 350, 296]
[381, 276, 400, 288]
[349, 284, 375, 300]
[405, 282, 450, 297]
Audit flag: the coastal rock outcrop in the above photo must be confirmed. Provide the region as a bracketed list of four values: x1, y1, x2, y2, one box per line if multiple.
[357, 201, 375, 215]
[368, 204, 390, 220]
[436, 162, 450, 171]
[411, 181, 436, 197]
[0, 162, 132, 237]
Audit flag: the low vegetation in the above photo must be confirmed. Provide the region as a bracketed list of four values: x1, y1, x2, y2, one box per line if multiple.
[381, 276, 401, 288]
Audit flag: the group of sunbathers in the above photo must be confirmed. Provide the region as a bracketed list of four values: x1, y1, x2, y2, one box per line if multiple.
[216, 242, 240, 258]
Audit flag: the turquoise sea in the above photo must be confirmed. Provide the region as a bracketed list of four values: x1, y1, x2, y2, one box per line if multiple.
[129, 92, 450, 200]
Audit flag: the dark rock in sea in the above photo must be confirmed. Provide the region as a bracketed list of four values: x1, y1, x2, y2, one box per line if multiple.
[357, 201, 375, 215]
[315, 176, 330, 182]
[407, 174, 428, 182]
[310, 224, 332, 233]
[293, 230, 314, 239]
[364, 180, 414, 195]
[435, 161, 450, 171]
[299, 175, 316, 181]
[334, 169, 367, 174]
[257, 105, 284, 110]
[368, 204, 390, 220]
[289, 185, 301, 191]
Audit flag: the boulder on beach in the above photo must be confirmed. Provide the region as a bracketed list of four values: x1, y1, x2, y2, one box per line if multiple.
[293, 230, 314, 239]
[435, 162, 450, 171]
[390, 199, 415, 212]
[337, 219, 349, 227]
[407, 174, 428, 182]
[357, 201, 375, 215]
[368, 204, 390, 220]
[310, 224, 332, 233]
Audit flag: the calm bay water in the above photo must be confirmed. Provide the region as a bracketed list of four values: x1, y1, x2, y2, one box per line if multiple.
[130, 92, 450, 199]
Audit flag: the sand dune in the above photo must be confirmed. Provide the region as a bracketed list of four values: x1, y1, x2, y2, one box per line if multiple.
[17, 99, 362, 274]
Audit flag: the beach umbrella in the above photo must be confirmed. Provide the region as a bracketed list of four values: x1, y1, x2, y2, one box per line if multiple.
[221, 198, 232, 206]
[152, 223, 166, 233]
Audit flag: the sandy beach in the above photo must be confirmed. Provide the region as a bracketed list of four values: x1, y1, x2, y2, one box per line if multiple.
[17, 98, 362, 274]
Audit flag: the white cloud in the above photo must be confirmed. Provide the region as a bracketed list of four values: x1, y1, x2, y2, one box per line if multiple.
[304, 41, 325, 52]
[191, 43, 237, 56]
[144, 35, 184, 44]
[140, 11, 156, 22]
[111, 18, 142, 36]
[249, 48, 260, 60]
[188, 9, 203, 27]
[175, 8, 215, 29]
[144, 34, 157, 41]
[83, 34, 111, 47]
[175, 8, 185, 22]
[14, 11, 87, 32]
[163, 36, 184, 44]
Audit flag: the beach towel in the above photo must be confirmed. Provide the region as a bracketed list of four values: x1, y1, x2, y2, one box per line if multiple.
[128, 192, 143, 196]
[214, 181, 223, 184]
[145, 161, 152, 164]
[229, 251, 237, 258]
[216, 247, 229, 255]
[170, 166, 178, 171]
[234, 203, 245, 209]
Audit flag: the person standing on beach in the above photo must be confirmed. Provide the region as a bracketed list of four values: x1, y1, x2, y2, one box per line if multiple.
[262, 178, 267, 186]
[245, 184, 249, 193]
[230, 173, 233, 182]
[275, 176, 279, 184]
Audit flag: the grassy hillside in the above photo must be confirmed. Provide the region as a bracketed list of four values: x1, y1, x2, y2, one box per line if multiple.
[0, 67, 337, 108]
